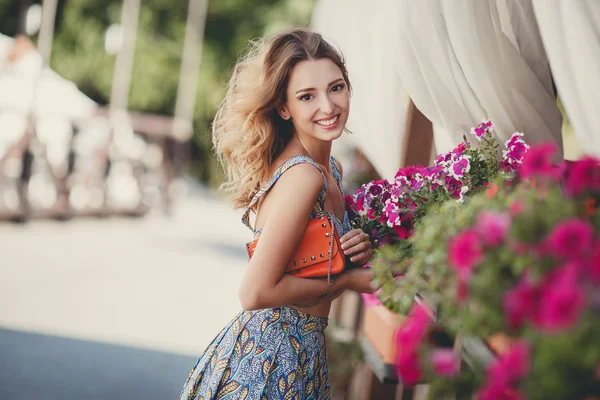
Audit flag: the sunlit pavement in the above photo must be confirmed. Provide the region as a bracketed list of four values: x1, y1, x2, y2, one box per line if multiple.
[0, 184, 249, 399]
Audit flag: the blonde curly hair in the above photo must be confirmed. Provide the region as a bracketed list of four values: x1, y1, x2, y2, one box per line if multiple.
[212, 28, 351, 209]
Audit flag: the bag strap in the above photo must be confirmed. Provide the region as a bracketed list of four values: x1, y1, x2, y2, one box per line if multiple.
[241, 155, 328, 231]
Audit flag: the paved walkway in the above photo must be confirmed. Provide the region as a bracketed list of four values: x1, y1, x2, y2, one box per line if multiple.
[0, 184, 250, 399]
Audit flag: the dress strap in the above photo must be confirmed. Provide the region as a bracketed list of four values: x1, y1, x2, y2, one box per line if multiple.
[329, 156, 343, 193]
[241, 155, 328, 232]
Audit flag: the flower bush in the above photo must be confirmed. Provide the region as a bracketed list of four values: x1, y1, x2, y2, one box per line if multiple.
[348, 121, 529, 312]
[390, 144, 600, 399]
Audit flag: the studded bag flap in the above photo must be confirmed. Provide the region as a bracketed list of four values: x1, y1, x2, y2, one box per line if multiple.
[245, 214, 345, 287]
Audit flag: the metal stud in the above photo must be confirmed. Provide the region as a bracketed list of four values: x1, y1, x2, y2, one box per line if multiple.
[325, 233, 330, 237]
[320, 253, 325, 258]
[302, 259, 307, 263]
[322, 223, 327, 228]
[293, 261, 298, 266]
[311, 256, 316, 261]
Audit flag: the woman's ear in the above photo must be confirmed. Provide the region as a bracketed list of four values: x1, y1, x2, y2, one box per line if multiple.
[277, 105, 291, 120]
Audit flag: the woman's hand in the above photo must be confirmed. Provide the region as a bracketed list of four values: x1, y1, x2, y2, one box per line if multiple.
[340, 229, 373, 267]
[338, 267, 378, 294]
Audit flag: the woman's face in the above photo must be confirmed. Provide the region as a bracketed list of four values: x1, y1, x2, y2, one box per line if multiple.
[281, 58, 350, 143]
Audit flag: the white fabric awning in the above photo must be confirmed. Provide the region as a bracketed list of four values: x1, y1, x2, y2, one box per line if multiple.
[533, 0, 600, 157]
[312, 0, 409, 180]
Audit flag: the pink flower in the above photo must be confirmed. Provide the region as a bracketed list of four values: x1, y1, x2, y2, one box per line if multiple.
[395, 303, 433, 386]
[478, 341, 530, 400]
[509, 200, 524, 216]
[397, 303, 432, 348]
[448, 229, 484, 277]
[450, 156, 471, 179]
[396, 350, 422, 386]
[502, 133, 530, 167]
[502, 272, 540, 330]
[563, 157, 600, 196]
[471, 120, 493, 140]
[367, 209, 377, 220]
[535, 263, 586, 332]
[431, 349, 459, 377]
[491, 341, 530, 382]
[475, 211, 511, 246]
[519, 142, 560, 180]
[393, 225, 410, 239]
[546, 218, 594, 260]
[361, 291, 382, 308]
[453, 142, 467, 156]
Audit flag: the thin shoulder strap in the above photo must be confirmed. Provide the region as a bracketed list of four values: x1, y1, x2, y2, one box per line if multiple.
[241, 155, 328, 231]
[329, 156, 343, 192]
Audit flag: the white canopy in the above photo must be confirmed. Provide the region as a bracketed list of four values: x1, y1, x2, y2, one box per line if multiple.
[312, 0, 409, 180]
[533, 0, 600, 157]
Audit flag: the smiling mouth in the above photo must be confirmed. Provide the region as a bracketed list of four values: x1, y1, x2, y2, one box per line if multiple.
[314, 115, 339, 127]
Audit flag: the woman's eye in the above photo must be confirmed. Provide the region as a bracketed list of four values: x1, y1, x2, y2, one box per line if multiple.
[332, 84, 345, 92]
[300, 94, 313, 101]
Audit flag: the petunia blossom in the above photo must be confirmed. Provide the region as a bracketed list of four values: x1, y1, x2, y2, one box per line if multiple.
[475, 211, 511, 246]
[519, 142, 560, 180]
[448, 229, 484, 275]
[502, 271, 539, 330]
[431, 349, 459, 377]
[563, 157, 600, 196]
[546, 218, 594, 260]
[535, 263, 586, 332]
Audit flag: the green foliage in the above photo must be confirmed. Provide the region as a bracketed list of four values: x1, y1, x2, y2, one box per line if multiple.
[1, 0, 316, 184]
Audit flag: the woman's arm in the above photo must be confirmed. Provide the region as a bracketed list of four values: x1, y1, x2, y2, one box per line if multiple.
[238, 164, 339, 310]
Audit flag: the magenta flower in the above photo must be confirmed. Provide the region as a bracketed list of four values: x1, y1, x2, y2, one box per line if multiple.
[502, 272, 540, 330]
[344, 194, 356, 212]
[448, 229, 484, 277]
[396, 350, 422, 386]
[508, 200, 524, 216]
[470, 120, 493, 140]
[367, 209, 377, 220]
[361, 291, 382, 308]
[475, 211, 511, 246]
[563, 157, 600, 196]
[535, 263, 585, 332]
[494, 341, 530, 382]
[519, 142, 559, 180]
[450, 156, 471, 179]
[431, 349, 459, 377]
[546, 218, 594, 260]
[396, 303, 432, 349]
[453, 142, 467, 156]
[478, 341, 530, 400]
[395, 303, 433, 385]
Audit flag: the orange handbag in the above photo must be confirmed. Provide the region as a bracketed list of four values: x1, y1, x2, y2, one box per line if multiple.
[245, 214, 346, 286]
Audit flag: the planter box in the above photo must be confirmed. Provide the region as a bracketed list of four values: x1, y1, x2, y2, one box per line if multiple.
[363, 304, 406, 365]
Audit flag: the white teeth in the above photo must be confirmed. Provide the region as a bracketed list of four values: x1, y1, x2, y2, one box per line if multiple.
[315, 116, 338, 126]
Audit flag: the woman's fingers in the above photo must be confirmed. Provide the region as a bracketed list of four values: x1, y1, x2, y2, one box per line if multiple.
[343, 240, 370, 256]
[340, 230, 369, 250]
[340, 229, 362, 244]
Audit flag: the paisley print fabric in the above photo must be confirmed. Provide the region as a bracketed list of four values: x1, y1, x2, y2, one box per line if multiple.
[178, 307, 330, 400]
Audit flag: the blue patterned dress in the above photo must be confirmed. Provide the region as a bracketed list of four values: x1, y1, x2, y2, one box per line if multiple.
[179, 155, 351, 400]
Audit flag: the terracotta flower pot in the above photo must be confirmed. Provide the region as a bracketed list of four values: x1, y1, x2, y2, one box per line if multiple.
[363, 304, 406, 364]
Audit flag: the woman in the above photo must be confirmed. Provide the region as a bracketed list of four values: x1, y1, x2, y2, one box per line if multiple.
[179, 28, 377, 400]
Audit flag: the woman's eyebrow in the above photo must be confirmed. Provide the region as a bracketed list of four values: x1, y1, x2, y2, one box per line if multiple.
[295, 78, 344, 95]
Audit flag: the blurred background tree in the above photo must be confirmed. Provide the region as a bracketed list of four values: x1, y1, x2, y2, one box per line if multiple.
[0, 0, 316, 185]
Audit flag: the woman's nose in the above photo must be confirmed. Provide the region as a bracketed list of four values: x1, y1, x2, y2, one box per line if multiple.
[320, 95, 334, 115]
